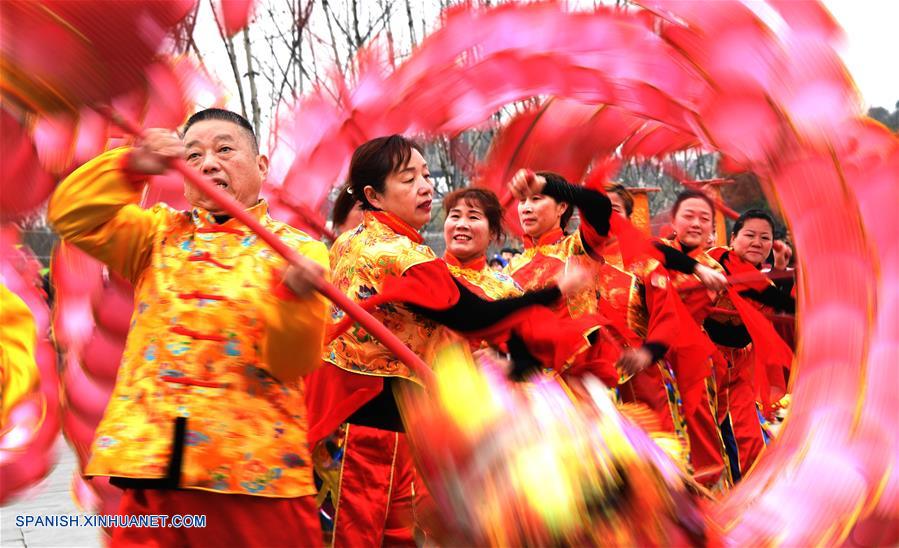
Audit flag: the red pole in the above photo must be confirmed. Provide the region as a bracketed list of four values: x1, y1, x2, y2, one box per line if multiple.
[100, 107, 435, 387]
[675, 268, 794, 293]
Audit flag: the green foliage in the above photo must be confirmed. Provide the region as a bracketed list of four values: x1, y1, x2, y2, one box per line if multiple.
[867, 101, 899, 132]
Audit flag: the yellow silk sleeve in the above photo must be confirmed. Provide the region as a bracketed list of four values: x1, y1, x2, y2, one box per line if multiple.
[261, 238, 331, 382]
[0, 285, 39, 427]
[47, 147, 166, 284]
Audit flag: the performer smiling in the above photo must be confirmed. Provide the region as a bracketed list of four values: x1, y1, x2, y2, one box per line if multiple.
[442, 187, 521, 300]
[305, 136, 600, 547]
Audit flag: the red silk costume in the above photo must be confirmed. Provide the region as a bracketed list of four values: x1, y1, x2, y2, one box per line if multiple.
[656, 238, 732, 491]
[306, 212, 446, 547]
[707, 246, 794, 479]
[307, 212, 605, 545]
[597, 249, 689, 456]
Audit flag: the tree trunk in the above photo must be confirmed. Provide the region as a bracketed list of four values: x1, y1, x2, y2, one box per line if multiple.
[242, 28, 261, 136]
[209, 0, 247, 120]
[405, 0, 417, 47]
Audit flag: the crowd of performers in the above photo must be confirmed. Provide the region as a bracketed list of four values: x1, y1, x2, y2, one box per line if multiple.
[32, 108, 795, 546]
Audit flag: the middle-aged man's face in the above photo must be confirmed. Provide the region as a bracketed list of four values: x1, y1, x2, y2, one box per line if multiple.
[183, 119, 268, 214]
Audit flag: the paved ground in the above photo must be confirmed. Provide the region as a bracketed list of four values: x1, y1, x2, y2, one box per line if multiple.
[1, 440, 102, 548]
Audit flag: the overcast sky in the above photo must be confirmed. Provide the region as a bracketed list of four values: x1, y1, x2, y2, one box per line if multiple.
[822, 0, 898, 108]
[195, 0, 898, 124]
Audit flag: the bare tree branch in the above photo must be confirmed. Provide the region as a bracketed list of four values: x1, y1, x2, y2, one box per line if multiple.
[352, 0, 363, 47]
[359, 1, 394, 44]
[170, 2, 202, 55]
[404, 0, 417, 47]
[322, 0, 350, 75]
[323, 0, 355, 56]
[209, 0, 248, 119]
[243, 29, 262, 135]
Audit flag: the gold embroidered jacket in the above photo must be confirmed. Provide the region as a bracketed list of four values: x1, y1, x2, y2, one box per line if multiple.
[323, 212, 456, 385]
[48, 148, 329, 497]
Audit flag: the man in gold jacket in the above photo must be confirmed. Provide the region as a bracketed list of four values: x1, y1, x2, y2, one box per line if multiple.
[48, 108, 329, 546]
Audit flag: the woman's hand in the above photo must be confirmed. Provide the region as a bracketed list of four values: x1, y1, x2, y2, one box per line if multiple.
[772, 240, 793, 271]
[282, 255, 326, 298]
[617, 347, 654, 377]
[694, 263, 727, 292]
[473, 347, 512, 375]
[508, 169, 546, 200]
[556, 264, 590, 298]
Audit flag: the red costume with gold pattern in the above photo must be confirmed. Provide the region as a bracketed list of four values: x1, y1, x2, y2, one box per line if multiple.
[306, 211, 449, 547]
[657, 238, 732, 491]
[506, 228, 602, 318]
[445, 253, 522, 300]
[597, 249, 689, 458]
[707, 246, 794, 480]
[307, 212, 602, 546]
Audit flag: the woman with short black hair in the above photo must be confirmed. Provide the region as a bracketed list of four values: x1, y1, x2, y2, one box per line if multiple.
[705, 209, 795, 482]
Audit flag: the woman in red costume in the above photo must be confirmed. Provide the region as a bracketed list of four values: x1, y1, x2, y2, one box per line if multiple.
[596, 184, 697, 459]
[655, 189, 733, 491]
[504, 170, 608, 314]
[441, 187, 586, 381]
[305, 136, 603, 547]
[443, 187, 522, 301]
[706, 209, 795, 481]
[504, 170, 684, 386]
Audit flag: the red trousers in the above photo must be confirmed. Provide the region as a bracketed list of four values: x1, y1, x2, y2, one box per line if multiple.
[331, 424, 420, 548]
[618, 363, 678, 433]
[717, 346, 766, 477]
[682, 377, 731, 491]
[622, 363, 729, 490]
[110, 488, 320, 547]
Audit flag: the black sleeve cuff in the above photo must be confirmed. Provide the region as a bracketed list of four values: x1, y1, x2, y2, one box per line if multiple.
[506, 332, 543, 382]
[642, 341, 669, 362]
[653, 242, 698, 274]
[542, 179, 612, 236]
[703, 318, 752, 348]
[740, 285, 796, 314]
[408, 280, 561, 332]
